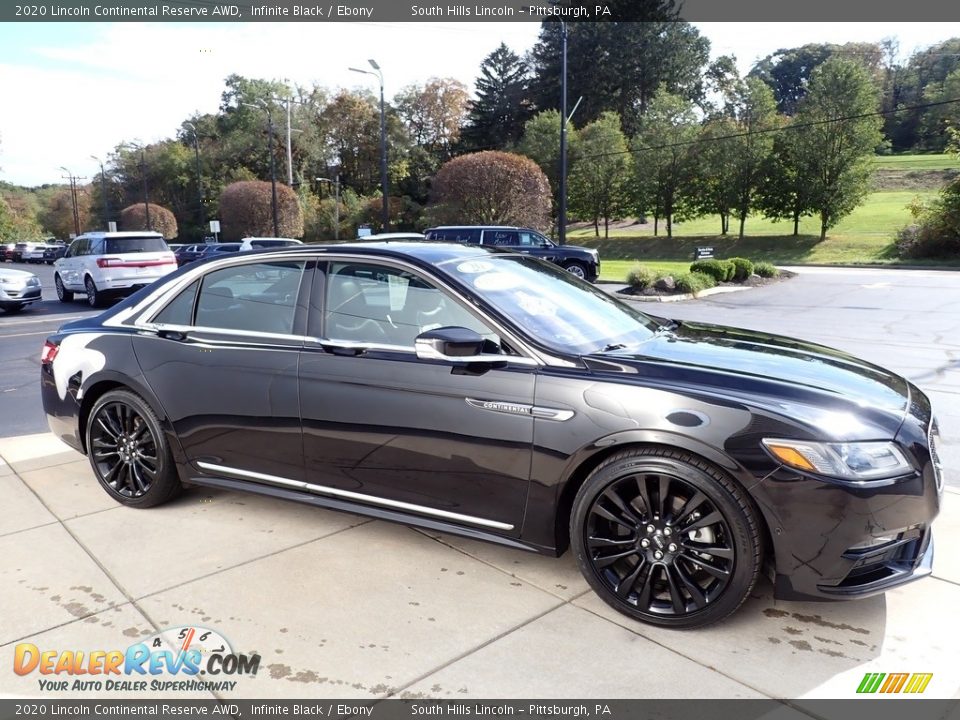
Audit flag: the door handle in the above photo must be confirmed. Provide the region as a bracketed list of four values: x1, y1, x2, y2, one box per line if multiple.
[157, 328, 189, 341]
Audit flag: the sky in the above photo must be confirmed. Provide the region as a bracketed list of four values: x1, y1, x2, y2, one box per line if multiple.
[1, 21, 959, 187]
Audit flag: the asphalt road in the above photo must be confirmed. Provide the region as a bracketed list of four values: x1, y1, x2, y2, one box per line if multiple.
[1, 263, 957, 490]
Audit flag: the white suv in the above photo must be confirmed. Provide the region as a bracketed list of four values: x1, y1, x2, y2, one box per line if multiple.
[54, 232, 177, 308]
[238, 237, 303, 252]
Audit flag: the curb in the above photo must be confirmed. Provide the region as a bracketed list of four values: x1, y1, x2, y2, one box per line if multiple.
[614, 285, 752, 303]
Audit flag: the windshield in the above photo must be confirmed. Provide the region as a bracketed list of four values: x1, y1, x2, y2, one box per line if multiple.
[440, 255, 659, 355]
[104, 236, 168, 254]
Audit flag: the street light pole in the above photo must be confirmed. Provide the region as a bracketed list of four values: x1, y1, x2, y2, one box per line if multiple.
[243, 100, 280, 237]
[349, 60, 389, 231]
[90, 155, 110, 230]
[316, 176, 340, 241]
[558, 19, 568, 246]
[184, 122, 205, 229]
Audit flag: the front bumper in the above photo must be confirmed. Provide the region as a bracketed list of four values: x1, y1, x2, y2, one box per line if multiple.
[0, 285, 42, 304]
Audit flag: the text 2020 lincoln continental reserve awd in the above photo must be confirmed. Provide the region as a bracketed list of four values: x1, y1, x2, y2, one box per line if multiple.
[41, 242, 942, 628]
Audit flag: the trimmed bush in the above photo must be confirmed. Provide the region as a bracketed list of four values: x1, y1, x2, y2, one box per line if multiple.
[626, 264, 657, 290]
[674, 271, 717, 295]
[754, 262, 779, 278]
[689, 259, 734, 283]
[728, 257, 754, 282]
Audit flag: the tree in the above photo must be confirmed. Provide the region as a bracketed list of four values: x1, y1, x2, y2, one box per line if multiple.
[120, 203, 179, 239]
[530, 17, 710, 136]
[394, 78, 470, 161]
[569, 112, 631, 237]
[219, 181, 303, 240]
[920, 68, 960, 150]
[428, 151, 551, 229]
[630, 92, 700, 237]
[690, 117, 740, 235]
[756, 124, 813, 237]
[793, 58, 883, 240]
[885, 38, 960, 150]
[39, 186, 92, 239]
[321, 90, 384, 196]
[518, 110, 580, 219]
[461, 43, 532, 151]
[729, 78, 779, 238]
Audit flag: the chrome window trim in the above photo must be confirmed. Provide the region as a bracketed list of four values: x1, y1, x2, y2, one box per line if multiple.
[124, 251, 546, 367]
[196, 461, 515, 531]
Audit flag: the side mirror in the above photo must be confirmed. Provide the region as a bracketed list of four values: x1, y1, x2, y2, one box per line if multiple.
[415, 326, 485, 360]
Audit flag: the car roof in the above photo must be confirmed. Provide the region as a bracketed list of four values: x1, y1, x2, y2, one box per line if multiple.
[243, 241, 508, 266]
[427, 226, 533, 231]
[74, 231, 164, 238]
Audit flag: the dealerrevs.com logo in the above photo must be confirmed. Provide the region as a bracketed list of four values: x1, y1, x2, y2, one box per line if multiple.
[13, 626, 260, 693]
[856, 672, 933, 694]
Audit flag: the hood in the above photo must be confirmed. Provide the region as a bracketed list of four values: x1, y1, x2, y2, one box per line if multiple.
[597, 320, 909, 435]
[0, 268, 38, 282]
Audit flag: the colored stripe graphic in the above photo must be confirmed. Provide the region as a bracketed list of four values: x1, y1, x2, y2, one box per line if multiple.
[857, 673, 885, 693]
[857, 672, 932, 694]
[903, 673, 933, 694]
[880, 673, 909, 693]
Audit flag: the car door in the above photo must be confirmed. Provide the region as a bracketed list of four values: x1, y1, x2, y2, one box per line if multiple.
[298, 258, 537, 534]
[132, 257, 311, 482]
[58, 239, 86, 289]
[519, 230, 558, 264]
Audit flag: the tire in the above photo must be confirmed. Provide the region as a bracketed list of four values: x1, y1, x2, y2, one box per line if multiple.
[85, 389, 182, 508]
[563, 261, 587, 280]
[85, 276, 105, 308]
[570, 446, 762, 629]
[55, 274, 74, 303]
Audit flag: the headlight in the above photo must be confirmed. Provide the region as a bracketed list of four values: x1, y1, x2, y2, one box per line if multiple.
[762, 439, 913, 481]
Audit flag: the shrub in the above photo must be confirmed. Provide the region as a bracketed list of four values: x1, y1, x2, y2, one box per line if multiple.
[896, 178, 960, 258]
[626, 264, 657, 290]
[120, 203, 178, 239]
[728, 257, 754, 282]
[754, 262, 779, 278]
[674, 271, 716, 295]
[219, 180, 304, 241]
[689, 259, 733, 283]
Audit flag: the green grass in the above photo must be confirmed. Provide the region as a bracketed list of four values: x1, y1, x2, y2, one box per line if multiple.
[871, 153, 959, 170]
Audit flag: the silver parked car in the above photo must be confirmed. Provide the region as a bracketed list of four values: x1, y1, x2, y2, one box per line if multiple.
[0, 267, 42, 313]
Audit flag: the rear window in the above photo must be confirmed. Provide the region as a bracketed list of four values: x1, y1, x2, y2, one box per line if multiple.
[104, 236, 168, 254]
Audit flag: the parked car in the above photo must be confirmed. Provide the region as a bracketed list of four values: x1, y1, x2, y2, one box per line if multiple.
[53, 231, 177, 308]
[200, 243, 241, 258]
[423, 226, 600, 281]
[1, 243, 16, 262]
[23, 244, 51, 264]
[40, 242, 941, 629]
[12, 241, 39, 262]
[43, 243, 67, 264]
[357, 232, 426, 241]
[0, 267, 42, 313]
[238, 237, 303, 252]
[175, 244, 207, 266]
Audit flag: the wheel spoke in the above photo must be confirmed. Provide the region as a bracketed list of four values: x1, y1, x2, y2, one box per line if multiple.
[673, 490, 707, 527]
[594, 548, 638, 568]
[656, 476, 673, 520]
[590, 503, 636, 532]
[682, 541, 734, 560]
[135, 457, 158, 480]
[634, 475, 653, 518]
[96, 416, 120, 441]
[103, 458, 123, 486]
[130, 463, 148, 493]
[664, 563, 687, 614]
[634, 564, 655, 608]
[671, 562, 707, 610]
[600, 488, 643, 526]
[680, 552, 730, 579]
[682, 510, 723, 533]
[616, 558, 647, 598]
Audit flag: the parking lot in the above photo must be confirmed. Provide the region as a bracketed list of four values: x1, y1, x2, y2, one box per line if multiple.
[0, 265, 958, 701]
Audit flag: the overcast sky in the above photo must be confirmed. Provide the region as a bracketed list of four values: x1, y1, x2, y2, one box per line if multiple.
[1, 21, 958, 187]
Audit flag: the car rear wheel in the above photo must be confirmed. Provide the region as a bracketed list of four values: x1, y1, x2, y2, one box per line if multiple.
[563, 261, 587, 280]
[85, 276, 104, 308]
[86, 390, 182, 508]
[55, 274, 74, 302]
[570, 446, 762, 629]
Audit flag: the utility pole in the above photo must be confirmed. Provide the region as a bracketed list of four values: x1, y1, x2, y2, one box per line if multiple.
[139, 150, 152, 231]
[90, 155, 110, 230]
[59, 166, 86, 236]
[558, 19, 568, 246]
[184, 122, 205, 228]
[316, 175, 340, 241]
[244, 100, 280, 237]
[350, 59, 389, 231]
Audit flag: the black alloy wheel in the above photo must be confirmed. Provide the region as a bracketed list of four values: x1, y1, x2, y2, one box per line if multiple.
[86, 390, 181, 507]
[55, 274, 73, 302]
[571, 447, 762, 629]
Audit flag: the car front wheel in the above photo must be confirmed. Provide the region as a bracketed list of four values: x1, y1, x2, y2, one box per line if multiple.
[55, 274, 74, 302]
[86, 389, 182, 508]
[563, 261, 588, 280]
[570, 446, 763, 629]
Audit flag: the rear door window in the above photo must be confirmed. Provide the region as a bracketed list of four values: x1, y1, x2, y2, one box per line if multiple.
[485, 230, 519, 247]
[194, 260, 306, 335]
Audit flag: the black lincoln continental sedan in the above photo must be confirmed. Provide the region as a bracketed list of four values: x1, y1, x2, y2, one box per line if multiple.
[40, 243, 942, 628]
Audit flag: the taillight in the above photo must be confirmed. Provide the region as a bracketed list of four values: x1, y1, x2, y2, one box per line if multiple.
[41, 340, 60, 365]
[96, 257, 123, 268]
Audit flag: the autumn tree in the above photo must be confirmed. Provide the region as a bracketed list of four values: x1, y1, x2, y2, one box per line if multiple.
[568, 112, 632, 237]
[394, 78, 470, 161]
[39, 186, 92, 239]
[461, 43, 532, 150]
[428, 151, 551, 230]
[120, 203, 179, 239]
[218, 180, 303, 240]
